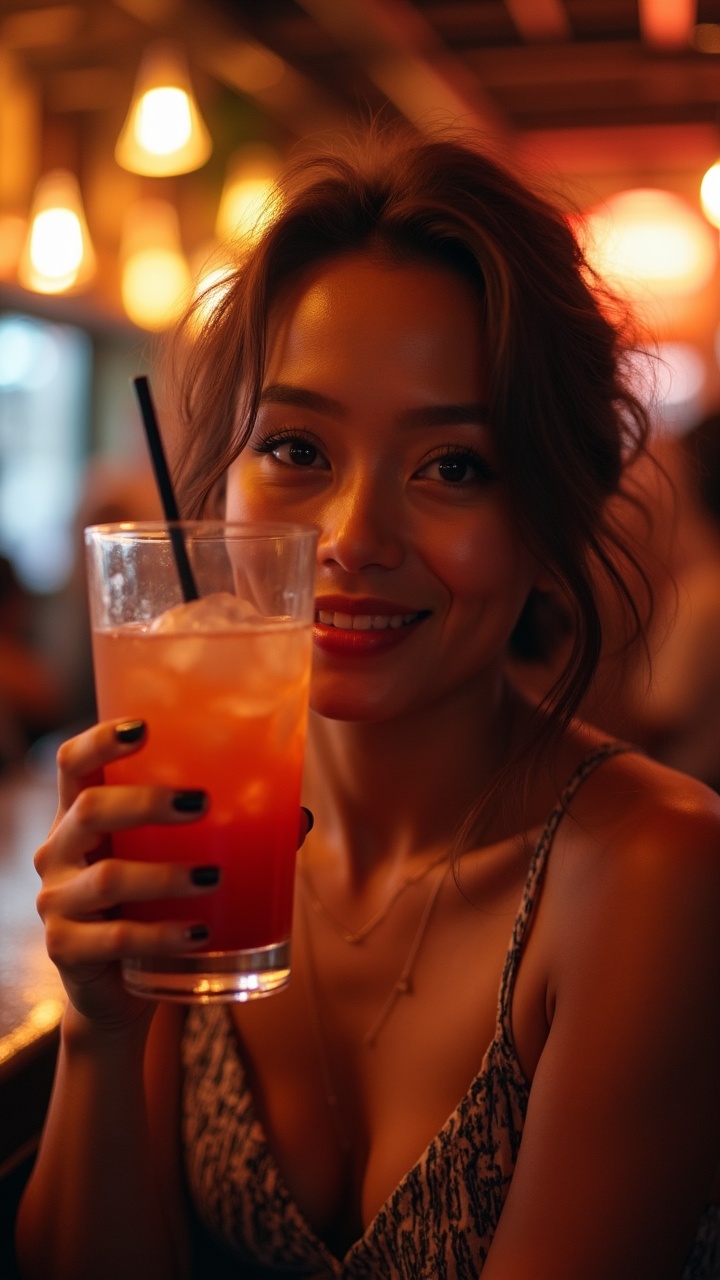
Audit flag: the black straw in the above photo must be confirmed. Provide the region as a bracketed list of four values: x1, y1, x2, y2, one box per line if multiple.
[132, 375, 199, 602]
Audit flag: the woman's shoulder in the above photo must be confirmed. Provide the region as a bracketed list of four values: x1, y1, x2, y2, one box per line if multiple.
[562, 721, 720, 823]
[543, 725, 720, 948]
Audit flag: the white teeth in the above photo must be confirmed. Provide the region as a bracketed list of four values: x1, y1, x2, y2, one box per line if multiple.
[316, 610, 421, 631]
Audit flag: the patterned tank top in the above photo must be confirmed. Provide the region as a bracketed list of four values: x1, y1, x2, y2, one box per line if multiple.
[181, 743, 720, 1278]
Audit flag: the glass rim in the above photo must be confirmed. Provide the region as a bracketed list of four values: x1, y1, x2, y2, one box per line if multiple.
[84, 520, 319, 543]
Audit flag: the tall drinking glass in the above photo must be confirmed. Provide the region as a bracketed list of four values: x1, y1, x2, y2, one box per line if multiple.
[85, 521, 317, 1003]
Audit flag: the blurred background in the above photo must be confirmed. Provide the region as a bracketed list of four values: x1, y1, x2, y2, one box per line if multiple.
[2, 0, 720, 763]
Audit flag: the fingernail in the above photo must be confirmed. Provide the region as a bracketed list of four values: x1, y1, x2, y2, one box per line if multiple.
[301, 806, 315, 833]
[115, 720, 145, 744]
[190, 865, 220, 887]
[185, 923, 209, 942]
[172, 790, 207, 814]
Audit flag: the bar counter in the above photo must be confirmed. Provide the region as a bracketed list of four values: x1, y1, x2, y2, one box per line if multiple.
[0, 760, 64, 1276]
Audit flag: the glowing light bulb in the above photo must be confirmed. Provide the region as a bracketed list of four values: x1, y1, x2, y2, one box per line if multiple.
[115, 42, 211, 177]
[123, 250, 190, 329]
[700, 162, 720, 229]
[121, 198, 191, 330]
[216, 145, 281, 244]
[29, 207, 83, 280]
[18, 169, 95, 294]
[580, 188, 716, 300]
[136, 87, 192, 156]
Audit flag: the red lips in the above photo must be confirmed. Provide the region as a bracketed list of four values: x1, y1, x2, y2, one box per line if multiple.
[313, 597, 430, 657]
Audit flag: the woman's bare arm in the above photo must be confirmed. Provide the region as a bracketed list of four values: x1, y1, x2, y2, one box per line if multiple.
[482, 785, 720, 1280]
[15, 722, 216, 1280]
[16, 1004, 190, 1280]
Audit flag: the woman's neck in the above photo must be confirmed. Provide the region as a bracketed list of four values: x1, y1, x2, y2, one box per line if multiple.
[303, 673, 530, 879]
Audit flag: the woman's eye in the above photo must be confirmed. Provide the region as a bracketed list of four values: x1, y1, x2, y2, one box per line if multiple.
[418, 450, 496, 486]
[252, 433, 328, 469]
[278, 440, 320, 467]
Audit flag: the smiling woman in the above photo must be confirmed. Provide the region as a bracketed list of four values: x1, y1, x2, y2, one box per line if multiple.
[174, 126, 649, 754]
[223, 252, 536, 725]
[16, 126, 720, 1280]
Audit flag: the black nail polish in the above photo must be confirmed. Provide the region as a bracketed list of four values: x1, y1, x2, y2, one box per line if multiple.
[115, 720, 145, 744]
[185, 923, 209, 942]
[190, 865, 220, 887]
[301, 806, 315, 833]
[172, 790, 207, 814]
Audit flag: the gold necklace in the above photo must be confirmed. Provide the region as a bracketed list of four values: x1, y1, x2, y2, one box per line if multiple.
[297, 860, 448, 1152]
[299, 857, 450, 1153]
[298, 846, 451, 945]
[362, 858, 450, 1046]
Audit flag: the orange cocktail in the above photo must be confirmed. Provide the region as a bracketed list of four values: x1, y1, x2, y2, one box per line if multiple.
[85, 522, 317, 1003]
[93, 618, 311, 951]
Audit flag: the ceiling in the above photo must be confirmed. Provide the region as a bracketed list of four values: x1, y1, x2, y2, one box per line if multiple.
[3, 0, 720, 318]
[215, 0, 720, 134]
[2, 0, 720, 145]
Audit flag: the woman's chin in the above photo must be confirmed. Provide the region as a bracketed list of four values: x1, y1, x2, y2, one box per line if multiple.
[309, 687, 406, 725]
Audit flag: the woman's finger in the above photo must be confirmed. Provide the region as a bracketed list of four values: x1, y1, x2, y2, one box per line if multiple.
[35, 785, 208, 876]
[44, 914, 214, 971]
[37, 858, 221, 920]
[55, 720, 147, 814]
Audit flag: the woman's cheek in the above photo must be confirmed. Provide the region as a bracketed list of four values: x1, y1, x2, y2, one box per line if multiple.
[425, 512, 535, 605]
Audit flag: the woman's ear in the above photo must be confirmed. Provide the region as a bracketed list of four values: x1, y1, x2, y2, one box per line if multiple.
[509, 577, 573, 665]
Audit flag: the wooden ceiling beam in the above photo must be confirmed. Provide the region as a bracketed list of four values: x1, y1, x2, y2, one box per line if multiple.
[504, 0, 571, 44]
[296, 0, 510, 142]
[467, 39, 703, 85]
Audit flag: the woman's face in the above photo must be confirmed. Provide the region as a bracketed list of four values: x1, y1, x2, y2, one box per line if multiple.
[226, 251, 539, 722]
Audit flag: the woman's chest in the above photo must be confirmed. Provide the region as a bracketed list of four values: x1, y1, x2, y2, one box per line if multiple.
[228, 861, 552, 1248]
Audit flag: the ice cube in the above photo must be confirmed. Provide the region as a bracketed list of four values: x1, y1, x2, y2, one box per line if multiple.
[149, 592, 261, 635]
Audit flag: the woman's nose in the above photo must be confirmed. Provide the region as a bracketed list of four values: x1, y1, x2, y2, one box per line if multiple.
[317, 477, 404, 574]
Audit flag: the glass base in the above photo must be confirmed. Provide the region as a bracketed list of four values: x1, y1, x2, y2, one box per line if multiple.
[122, 939, 290, 1003]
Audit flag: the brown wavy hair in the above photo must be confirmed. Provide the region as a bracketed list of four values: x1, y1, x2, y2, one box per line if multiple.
[167, 124, 653, 810]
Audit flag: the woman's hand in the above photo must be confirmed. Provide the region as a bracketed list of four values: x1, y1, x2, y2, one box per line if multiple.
[34, 719, 220, 1036]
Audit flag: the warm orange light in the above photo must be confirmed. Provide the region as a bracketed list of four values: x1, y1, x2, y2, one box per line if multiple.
[0, 214, 26, 280]
[121, 199, 191, 330]
[115, 42, 211, 178]
[187, 242, 237, 332]
[216, 145, 281, 244]
[638, 0, 694, 49]
[700, 161, 720, 229]
[18, 169, 95, 294]
[579, 189, 717, 301]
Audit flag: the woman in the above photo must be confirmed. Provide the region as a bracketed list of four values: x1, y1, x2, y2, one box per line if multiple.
[17, 129, 720, 1279]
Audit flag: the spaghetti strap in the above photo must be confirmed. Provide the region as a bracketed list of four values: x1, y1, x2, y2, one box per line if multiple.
[497, 740, 635, 1039]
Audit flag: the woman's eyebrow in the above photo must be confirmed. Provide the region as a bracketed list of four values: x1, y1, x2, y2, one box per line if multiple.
[259, 383, 346, 417]
[396, 403, 490, 429]
[258, 385, 489, 430]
